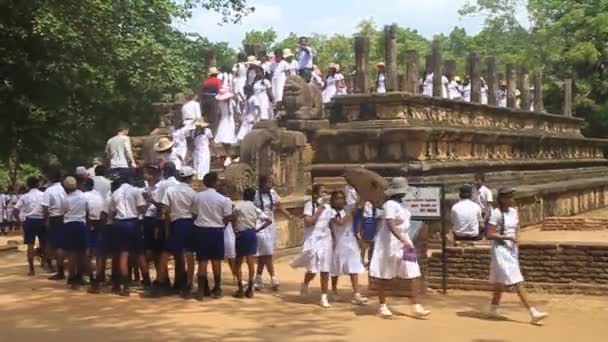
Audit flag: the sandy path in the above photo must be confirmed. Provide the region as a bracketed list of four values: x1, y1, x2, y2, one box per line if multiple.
[1, 251, 607, 342]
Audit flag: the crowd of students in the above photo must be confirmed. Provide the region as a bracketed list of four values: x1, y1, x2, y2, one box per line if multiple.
[9, 163, 550, 323]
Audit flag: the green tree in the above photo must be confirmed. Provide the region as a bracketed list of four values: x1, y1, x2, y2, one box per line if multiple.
[242, 28, 277, 53]
[0, 0, 251, 187]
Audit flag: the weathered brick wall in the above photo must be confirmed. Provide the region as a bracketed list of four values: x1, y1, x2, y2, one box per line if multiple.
[427, 242, 608, 295]
[542, 217, 608, 231]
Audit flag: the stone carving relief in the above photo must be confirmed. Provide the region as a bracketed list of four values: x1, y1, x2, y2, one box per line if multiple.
[282, 76, 324, 120]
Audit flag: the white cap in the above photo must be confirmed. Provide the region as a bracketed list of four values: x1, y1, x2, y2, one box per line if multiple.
[75, 166, 87, 176]
[180, 166, 194, 178]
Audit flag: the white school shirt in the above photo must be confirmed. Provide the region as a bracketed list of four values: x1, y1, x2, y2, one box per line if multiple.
[109, 184, 146, 220]
[448, 81, 462, 100]
[105, 134, 133, 169]
[488, 207, 519, 248]
[15, 188, 45, 219]
[286, 60, 299, 76]
[383, 199, 412, 244]
[153, 176, 180, 204]
[41, 182, 67, 217]
[83, 190, 105, 221]
[61, 190, 88, 224]
[233, 200, 268, 232]
[497, 89, 507, 107]
[302, 201, 332, 229]
[463, 84, 472, 102]
[450, 199, 482, 237]
[192, 188, 232, 228]
[474, 185, 493, 216]
[254, 189, 280, 222]
[181, 100, 202, 125]
[161, 182, 196, 222]
[142, 182, 158, 218]
[296, 46, 314, 70]
[91, 175, 111, 200]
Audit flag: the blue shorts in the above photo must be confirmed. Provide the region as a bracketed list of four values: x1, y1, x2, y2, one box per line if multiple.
[63, 221, 88, 252]
[94, 224, 112, 257]
[193, 227, 225, 261]
[235, 228, 257, 258]
[362, 217, 377, 241]
[111, 219, 144, 253]
[23, 218, 47, 245]
[48, 216, 65, 249]
[143, 217, 165, 253]
[164, 218, 194, 254]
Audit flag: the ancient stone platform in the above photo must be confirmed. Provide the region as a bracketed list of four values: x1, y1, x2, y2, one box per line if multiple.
[307, 92, 608, 227]
[427, 242, 608, 295]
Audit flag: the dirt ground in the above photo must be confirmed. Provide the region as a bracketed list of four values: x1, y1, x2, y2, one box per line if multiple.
[1, 251, 607, 342]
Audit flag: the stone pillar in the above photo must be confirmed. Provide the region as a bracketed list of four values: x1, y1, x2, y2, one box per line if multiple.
[486, 57, 497, 106]
[405, 49, 419, 94]
[519, 66, 531, 111]
[398, 73, 406, 91]
[444, 59, 456, 81]
[563, 78, 573, 117]
[533, 71, 544, 112]
[425, 54, 433, 74]
[384, 23, 398, 91]
[469, 52, 481, 103]
[354, 36, 370, 94]
[432, 40, 443, 98]
[205, 48, 217, 72]
[506, 64, 517, 108]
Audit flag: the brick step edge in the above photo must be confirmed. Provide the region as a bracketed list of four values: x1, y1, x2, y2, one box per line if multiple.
[426, 276, 608, 295]
[0, 245, 18, 253]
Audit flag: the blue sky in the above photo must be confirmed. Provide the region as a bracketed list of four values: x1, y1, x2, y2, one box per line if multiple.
[176, 0, 494, 47]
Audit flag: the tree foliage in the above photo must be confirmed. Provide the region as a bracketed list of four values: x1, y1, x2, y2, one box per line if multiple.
[0, 0, 248, 181]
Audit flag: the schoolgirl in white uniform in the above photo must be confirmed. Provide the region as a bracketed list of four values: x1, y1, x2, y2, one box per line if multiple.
[486, 187, 548, 325]
[328, 190, 368, 306]
[291, 184, 333, 308]
[253, 175, 293, 291]
[369, 177, 430, 318]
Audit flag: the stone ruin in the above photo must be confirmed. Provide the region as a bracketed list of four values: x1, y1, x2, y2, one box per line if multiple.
[129, 34, 608, 295]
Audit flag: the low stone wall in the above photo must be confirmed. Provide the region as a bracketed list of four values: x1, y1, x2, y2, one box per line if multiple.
[542, 217, 608, 231]
[427, 242, 608, 295]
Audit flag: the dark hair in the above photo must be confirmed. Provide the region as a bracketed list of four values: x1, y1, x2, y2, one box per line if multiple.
[83, 178, 94, 191]
[203, 172, 219, 188]
[26, 176, 39, 189]
[95, 165, 107, 177]
[312, 183, 323, 196]
[459, 190, 472, 200]
[220, 64, 231, 73]
[330, 190, 345, 202]
[46, 167, 62, 183]
[388, 194, 404, 202]
[162, 162, 177, 179]
[259, 175, 270, 189]
[117, 123, 129, 132]
[243, 188, 256, 202]
[238, 52, 246, 62]
[111, 177, 127, 192]
[474, 173, 486, 182]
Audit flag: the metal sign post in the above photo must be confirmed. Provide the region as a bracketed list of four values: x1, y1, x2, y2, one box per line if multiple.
[402, 183, 447, 294]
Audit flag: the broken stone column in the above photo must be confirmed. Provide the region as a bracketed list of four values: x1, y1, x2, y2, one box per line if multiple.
[432, 40, 443, 98]
[444, 59, 456, 81]
[469, 52, 481, 103]
[384, 23, 398, 91]
[405, 49, 419, 94]
[533, 71, 544, 112]
[506, 64, 517, 108]
[205, 48, 217, 72]
[398, 73, 406, 91]
[354, 36, 370, 94]
[564, 78, 573, 117]
[519, 66, 531, 111]
[486, 57, 498, 106]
